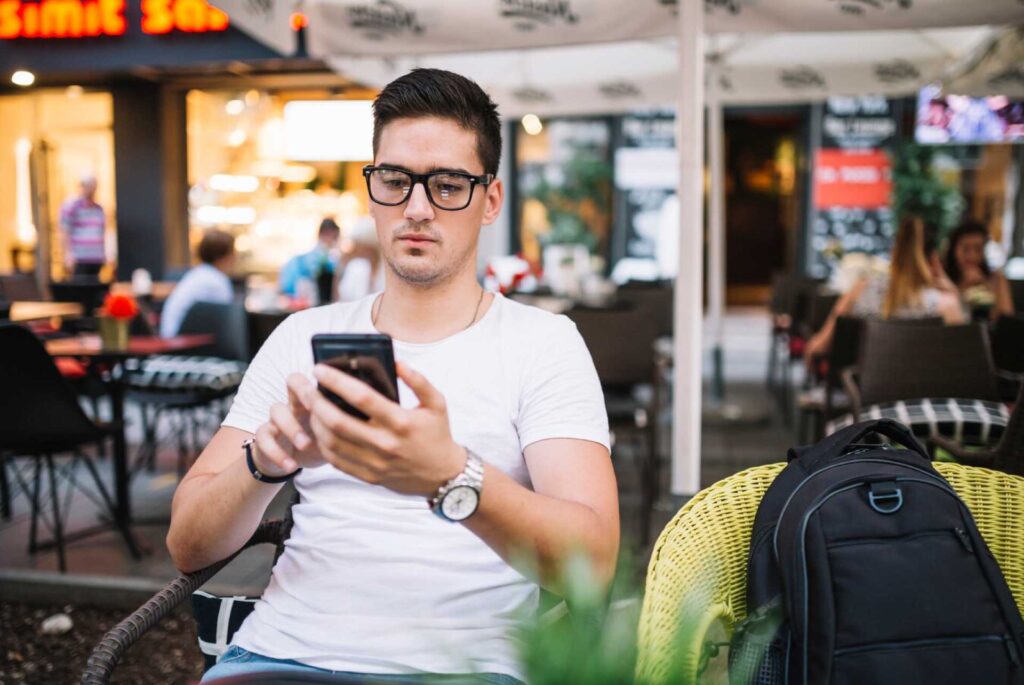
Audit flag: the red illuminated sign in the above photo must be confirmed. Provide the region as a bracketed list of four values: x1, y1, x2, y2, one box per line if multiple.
[141, 0, 227, 34]
[814, 148, 892, 210]
[0, 0, 227, 38]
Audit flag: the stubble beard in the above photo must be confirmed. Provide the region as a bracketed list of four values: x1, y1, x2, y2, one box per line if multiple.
[385, 238, 476, 289]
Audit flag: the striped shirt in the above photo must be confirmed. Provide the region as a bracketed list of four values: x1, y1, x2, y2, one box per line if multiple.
[60, 196, 106, 264]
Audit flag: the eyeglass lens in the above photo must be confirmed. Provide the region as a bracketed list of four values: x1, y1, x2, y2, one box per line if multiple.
[368, 169, 474, 210]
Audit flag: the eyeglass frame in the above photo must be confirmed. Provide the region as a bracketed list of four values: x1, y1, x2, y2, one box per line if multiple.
[362, 165, 495, 211]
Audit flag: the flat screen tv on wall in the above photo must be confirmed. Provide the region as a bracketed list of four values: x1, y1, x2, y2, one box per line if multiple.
[915, 83, 1024, 145]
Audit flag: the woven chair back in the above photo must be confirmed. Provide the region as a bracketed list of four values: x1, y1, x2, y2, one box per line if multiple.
[858, 320, 1000, 406]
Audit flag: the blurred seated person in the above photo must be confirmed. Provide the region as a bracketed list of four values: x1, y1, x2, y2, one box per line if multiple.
[805, 216, 963, 362]
[943, 220, 1015, 321]
[337, 217, 385, 301]
[160, 230, 236, 338]
[279, 218, 341, 297]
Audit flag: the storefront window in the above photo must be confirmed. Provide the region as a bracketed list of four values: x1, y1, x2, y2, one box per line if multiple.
[186, 89, 376, 276]
[0, 89, 115, 280]
[515, 117, 613, 272]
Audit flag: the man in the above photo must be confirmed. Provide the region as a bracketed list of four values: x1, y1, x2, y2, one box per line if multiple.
[168, 69, 618, 683]
[159, 230, 236, 338]
[279, 217, 341, 298]
[59, 172, 107, 277]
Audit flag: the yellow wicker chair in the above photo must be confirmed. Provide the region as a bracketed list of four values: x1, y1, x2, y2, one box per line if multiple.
[635, 462, 1024, 684]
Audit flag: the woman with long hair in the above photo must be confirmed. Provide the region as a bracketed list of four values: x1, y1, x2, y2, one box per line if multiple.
[804, 216, 962, 361]
[943, 220, 1015, 320]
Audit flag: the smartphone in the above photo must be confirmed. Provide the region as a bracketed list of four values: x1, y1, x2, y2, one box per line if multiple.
[311, 333, 399, 420]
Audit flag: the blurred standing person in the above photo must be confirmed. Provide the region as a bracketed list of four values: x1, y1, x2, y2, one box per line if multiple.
[60, 172, 107, 278]
[805, 216, 963, 361]
[279, 218, 341, 299]
[943, 220, 1015, 320]
[160, 230, 236, 338]
[337, 217, 385, 301]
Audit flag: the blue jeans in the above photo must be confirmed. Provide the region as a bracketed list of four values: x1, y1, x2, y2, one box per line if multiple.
[202, 646, 524, 684]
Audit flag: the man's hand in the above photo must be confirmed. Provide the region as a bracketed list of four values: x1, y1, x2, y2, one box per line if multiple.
[304, 361, 465, 496]
[252, 374, 329, 477]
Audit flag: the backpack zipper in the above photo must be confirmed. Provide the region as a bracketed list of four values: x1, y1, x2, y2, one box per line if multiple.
[954, 526, 974, 553]
[796, 482, 863, 685]
[827, 528, 965, 549]
[895, 476, 1024, 662]
[833, 634, 1006, 657]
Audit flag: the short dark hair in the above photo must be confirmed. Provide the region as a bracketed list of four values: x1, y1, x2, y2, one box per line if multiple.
[197, 229, 235, 264]
[372, 68, 502, 176]
[944, 220, 991, 284]
[318, 217, 341, 238]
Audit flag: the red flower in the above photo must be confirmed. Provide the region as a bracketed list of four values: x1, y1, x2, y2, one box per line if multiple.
[103, 293, 139, 320]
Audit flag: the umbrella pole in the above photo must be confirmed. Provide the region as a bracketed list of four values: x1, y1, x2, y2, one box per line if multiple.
[671, 0, 704, 498]
[707, 58, 726, 405]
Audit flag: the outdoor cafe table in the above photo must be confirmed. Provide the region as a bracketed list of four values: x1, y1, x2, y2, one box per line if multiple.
[45, 333, 214, 550]
[8, 301, 83, 322]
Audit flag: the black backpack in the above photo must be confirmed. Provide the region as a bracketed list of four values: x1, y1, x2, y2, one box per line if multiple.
[729, 418, 1024, 685]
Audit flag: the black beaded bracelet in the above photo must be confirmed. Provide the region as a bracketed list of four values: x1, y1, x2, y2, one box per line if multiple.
[243, 439, 301, 484]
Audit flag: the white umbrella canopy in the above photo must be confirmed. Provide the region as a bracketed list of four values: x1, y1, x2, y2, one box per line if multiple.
[325, 26, 1000, 117]
[213, 0, 1021, 497]
[943, 26, 1024, 97]
[301, 0, 1024, 57]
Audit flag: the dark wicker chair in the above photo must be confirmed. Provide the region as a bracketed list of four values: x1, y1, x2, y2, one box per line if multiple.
[991, 314, 1024, 401]
[765, 275, 828, 423]
[0, 272, 44, 301]
[565, 301, 661, 544]
[931, 383, 1024, 477]
[842, 320, 1001, 421]
[618, 280, 673, 338]
[128, 301, 249, 477]
[1009, 279, 1024, 315]
[0, 323, 139, 570]
[80, 517, 292, 685]
[797, 315, 864, 442]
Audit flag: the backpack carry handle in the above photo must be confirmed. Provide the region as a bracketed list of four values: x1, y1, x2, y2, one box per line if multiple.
[791, 418, 930, 468]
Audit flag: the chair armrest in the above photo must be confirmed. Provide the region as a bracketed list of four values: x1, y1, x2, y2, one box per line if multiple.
[841, 367, 862, 422]
[80, 519, 290, 685]
[996, 369, 1024, 383]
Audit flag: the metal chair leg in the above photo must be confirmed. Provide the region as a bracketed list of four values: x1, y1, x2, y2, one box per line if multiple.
[640, 418, 659, 548]
[80, 453, 142, 560]
[141, 403, 160, 472]
[28, 457, 42, 553]
[0, 455, 11, 520]
[45, 454, 67, 573]
[176, 411, 190, 478]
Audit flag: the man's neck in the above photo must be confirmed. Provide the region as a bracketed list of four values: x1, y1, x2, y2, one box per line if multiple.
[375, 269, 489, 344]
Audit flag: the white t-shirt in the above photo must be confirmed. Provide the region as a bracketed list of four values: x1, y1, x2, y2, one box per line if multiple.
[222, 293, 610, 679]
[159, 264, 234, 338]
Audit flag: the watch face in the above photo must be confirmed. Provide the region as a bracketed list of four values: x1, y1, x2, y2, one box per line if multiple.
[440, 485, 480, 521]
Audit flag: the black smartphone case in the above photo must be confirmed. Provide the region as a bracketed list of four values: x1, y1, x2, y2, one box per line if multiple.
[311, 334, 399, 420]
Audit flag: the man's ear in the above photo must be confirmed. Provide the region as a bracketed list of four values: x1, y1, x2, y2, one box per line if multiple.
[481, 178, 504, 226]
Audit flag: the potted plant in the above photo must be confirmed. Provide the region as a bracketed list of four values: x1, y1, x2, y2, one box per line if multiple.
[97, 293, 138, 351]
[891, 142, 965, 237]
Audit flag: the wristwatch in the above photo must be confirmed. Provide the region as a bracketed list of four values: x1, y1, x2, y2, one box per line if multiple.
[429, 448, 484, 522]
[243, 438, 301, 484]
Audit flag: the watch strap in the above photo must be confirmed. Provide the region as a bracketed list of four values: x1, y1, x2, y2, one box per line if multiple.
[244, 439, 301, 484]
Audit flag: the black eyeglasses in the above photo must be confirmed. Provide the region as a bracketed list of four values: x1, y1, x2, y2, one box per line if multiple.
[362, 165, 494, 211]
